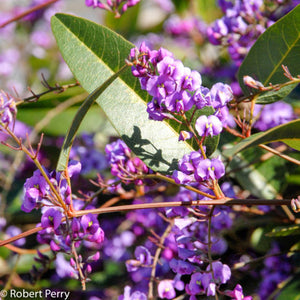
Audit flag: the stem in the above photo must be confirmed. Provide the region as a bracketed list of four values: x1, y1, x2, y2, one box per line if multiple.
[4, 127, 68, 213]
[0, 198, 292, 247]
[207, 206, 219, 300]
[0, 0, 60, 28]
[148, 220, 174, 299]
[140, 173, 216, 199]
[259, 144, 300, 166]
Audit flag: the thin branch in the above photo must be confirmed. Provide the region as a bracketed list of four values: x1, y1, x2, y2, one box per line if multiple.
[0, 0, 60, 28]
[0, 198, 292, 248]
[259, 144, 300, 166]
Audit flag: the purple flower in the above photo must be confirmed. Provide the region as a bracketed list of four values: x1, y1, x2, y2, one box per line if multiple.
[178, 131, 193, 141]
[227, 284, 253, 300]
[253, 101, 295, 131]
[211, 261, 231, 284]
[119, 286, 147, 300]
[0, 90, 17, 126]
[6, 226, 25, 247]
[158, 280, 176, 299]
[210, 83, 233, 109]
[192, 87, 211, 109]
[195, 158, 225, 181]
[135, 246, 152, 265]
[169, 258, 196, 275]
[22, 169, 50, 212]
[188, 272, 205, 295]
[157, 56, 184, 82]
[146, 75, 176, 98]
[195, 115, 223, 137]
[180, 67, 202, 92]
[41, 208, 62, 230]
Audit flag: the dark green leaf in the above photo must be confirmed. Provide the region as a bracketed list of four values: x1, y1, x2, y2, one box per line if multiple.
[238, 5, 300, 104]
[227, 147, 287, 199]
[276, 273, 300, 300]
[266, 224, 300, 237]
[56, 65, 128, 172]
[223, 119, 300, 158]
[51, 13, 218, 173]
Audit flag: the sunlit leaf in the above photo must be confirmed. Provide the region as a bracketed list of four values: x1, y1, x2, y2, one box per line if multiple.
[238, 5, 300, 104]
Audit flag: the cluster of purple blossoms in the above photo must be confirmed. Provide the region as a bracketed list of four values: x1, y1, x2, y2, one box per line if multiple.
[207, 0, 300, 66]
[172, 150, 225, 185]
[105, 139, 148, 185]
[186, 261, 231, 298]
[85, 0, 140, 16]
[130, 42, 232, 123]
[257, 243, 292, 299]
[253, 101, 295, 131]
[21, 161, 81, 213]
[0, 90, 17, 128]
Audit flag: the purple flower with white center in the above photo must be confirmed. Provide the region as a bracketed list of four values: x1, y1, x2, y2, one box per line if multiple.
[192, 87, 211, 109]
[210, 83, 233, 109]
[146, 75, 176, 98]
[195, 158, 225, 181]
[180, 67, 202, 92]
[156, 56, 185, 82]
[188, 272, 205, 295]
[41, 208, 62, 230]
[158, 280, 176, 299]
[163, 90, 193, 112]
[195, 115, 223, 137]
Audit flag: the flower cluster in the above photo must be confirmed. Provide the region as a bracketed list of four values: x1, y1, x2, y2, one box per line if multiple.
[253, 101, 295, 131]
[172, 150, 225, 185]
[85, 0, 140, 17]
[105, 139, 149, 185]
[207, 0, 299, 66]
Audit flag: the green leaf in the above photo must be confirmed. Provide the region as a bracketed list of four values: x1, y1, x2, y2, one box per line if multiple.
[51, 13, 218, 173]
[227, 147, 287, 199]
[56, 65, 128, 172]
[238, 5, 300, 104]
[266, 224, 300, 237]
[276, 274, 300, 300]
[223, 119, 300, 158]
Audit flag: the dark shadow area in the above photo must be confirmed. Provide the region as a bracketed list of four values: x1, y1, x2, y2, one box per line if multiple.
[122, 126, 178, 174]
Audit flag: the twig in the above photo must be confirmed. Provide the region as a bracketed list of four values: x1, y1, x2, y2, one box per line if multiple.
[0, 0, 60, 28]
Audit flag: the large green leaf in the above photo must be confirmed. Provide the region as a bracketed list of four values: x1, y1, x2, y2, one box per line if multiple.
[51, 13, 218, 173]
[223, 119, 300, 158]
[227, 147, 287, 199]
[238, 5, 300, 104]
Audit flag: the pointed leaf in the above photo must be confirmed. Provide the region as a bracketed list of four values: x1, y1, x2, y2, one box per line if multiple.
[266, 224, 300, 237]
[238, 5, 300, 104]
[223, 119, 300, 158]
[51, 13, 218, 173]
[56, 65, 128, 172]
[228, 148, 287, 199]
